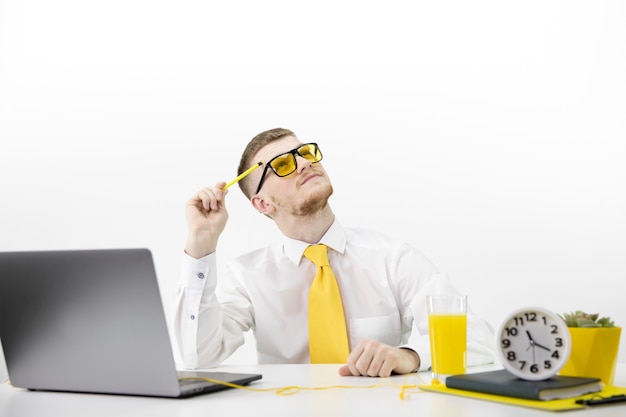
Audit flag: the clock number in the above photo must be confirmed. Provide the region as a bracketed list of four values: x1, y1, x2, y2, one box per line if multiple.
[550, 324, 558, 334]
[518, 360, 527, 370]
[555, 337, 563, 347]
[513, 312, 537, 326]
[544, 360, 552, 369]
[507, 351, 516, 361]
[551, 350, 560, 359]
[502, 339, 511, 348]
[530, 364, 539, 373]
[505, 327, 518, 336]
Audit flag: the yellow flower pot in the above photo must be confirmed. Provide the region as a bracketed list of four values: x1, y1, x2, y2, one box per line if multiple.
[559, 327, 621, 385]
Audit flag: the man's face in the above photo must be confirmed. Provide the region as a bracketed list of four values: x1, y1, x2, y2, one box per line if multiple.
[251, 136, 333, 217]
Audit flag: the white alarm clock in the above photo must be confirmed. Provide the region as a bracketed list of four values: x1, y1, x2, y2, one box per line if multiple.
[496, 306, 571, 381]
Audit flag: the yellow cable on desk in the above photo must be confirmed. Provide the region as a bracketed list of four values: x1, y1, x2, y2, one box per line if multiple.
[179, 376, 425, 400]
[5, 376, 422, 399]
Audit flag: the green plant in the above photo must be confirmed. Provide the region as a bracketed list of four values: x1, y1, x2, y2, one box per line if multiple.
[560, 311, 615, 328]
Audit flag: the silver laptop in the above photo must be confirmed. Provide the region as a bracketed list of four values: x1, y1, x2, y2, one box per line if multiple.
[0, 248, 261, 398]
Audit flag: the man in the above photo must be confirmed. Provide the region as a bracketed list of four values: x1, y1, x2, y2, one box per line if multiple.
[173, 128, 494, 377]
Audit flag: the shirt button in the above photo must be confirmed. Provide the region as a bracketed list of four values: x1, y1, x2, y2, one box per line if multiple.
[190, 315, 195, 320]
[197, 272, 205, 279]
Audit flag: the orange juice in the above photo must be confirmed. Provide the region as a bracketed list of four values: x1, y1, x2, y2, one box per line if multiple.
[428, 313, 467, 376]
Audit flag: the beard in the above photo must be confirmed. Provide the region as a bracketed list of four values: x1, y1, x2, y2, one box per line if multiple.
[279, 182, 334, 217]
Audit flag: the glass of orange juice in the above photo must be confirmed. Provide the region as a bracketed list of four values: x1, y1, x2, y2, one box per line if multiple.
[427, 294, 467, 384]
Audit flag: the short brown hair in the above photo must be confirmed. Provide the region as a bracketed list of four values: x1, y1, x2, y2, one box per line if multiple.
[237, 128, 296, 199]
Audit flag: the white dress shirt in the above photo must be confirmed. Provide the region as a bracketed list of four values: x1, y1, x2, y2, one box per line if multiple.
[173, 219, 495, 370]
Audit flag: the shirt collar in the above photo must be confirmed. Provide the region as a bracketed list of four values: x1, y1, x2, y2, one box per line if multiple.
[282, 218, 347, 265]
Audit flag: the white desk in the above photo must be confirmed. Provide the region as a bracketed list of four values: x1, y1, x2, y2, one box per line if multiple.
[1, 364, 625, 417]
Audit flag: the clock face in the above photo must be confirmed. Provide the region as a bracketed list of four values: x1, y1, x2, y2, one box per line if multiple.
[496, 306, 571, 381]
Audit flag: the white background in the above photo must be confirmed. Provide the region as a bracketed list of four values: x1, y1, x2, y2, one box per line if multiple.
[1, 1, 625, 381]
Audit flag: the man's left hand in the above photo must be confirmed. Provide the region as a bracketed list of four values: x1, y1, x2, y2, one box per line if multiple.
[338, 339, 420, 377]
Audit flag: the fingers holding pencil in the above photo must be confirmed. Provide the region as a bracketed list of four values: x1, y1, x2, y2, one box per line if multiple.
[184, 162, 263, 258]
[192, 161, 261, 211]
[192, 161, 262, 213]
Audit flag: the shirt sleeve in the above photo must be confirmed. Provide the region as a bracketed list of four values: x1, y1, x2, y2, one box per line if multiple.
[405, 273, 496, 372]
[392, 245, 495, 372]
[391, 244, 438, 372]
[172, 252, 247, 369]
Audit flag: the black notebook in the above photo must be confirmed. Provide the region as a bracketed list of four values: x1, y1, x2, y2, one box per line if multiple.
[446, 369, 602, 401]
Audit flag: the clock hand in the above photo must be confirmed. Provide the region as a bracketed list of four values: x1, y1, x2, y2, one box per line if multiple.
[533, 341, 552, 352]
[523, 331, 537, 362]
[526, 330, 551, 352]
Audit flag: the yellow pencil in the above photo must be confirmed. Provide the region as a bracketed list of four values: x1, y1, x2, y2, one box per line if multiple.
[222, 162, 262, 190]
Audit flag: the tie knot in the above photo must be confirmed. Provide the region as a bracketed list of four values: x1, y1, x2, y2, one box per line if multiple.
[304, 244, 330, 267]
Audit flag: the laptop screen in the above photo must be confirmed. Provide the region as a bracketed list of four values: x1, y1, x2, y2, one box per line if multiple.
[0, 249, 186, 396]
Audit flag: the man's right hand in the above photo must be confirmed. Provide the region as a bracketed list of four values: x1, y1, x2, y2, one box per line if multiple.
[184, 182, 229, 259]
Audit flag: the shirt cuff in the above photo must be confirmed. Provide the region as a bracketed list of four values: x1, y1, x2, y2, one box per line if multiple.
[180, 251, 214, 290]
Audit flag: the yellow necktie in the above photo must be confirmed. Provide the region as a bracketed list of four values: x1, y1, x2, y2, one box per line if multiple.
[304, 244, 349, 364]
